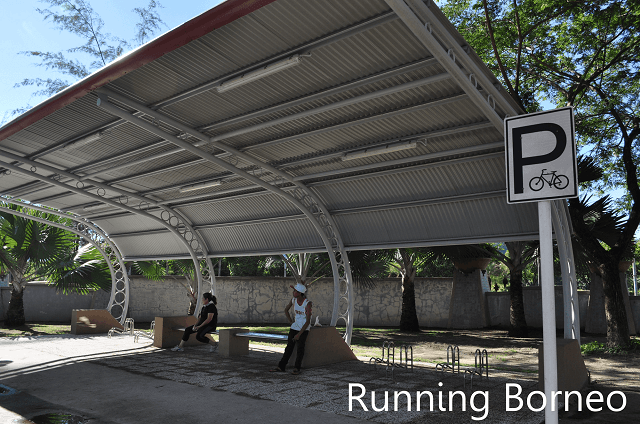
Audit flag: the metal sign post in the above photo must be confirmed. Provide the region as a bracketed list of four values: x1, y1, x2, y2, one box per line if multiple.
[505, 107, 577, 424]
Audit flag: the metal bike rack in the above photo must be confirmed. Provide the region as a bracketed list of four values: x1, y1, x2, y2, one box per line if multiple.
[436, 345, 460, 373]
[464, 349, 489, 389]
[134, 320, 156, 343]
[108, 318, 135, 338]
[369, 340, 413, 380]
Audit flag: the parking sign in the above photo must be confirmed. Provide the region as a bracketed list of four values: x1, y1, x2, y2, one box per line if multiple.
[505, 107, 578, 203]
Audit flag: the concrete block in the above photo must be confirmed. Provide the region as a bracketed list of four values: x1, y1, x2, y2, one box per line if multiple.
[448, 269, 489, 328]
[218, 328, 249, 357]
[538, 338, 589, 391]
[71, 309, 123, 334]
[290, 326, 357, 368]
[153, 316, 199, 348]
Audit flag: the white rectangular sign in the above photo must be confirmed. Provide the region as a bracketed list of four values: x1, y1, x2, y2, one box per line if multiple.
[505, 107, 578, 203]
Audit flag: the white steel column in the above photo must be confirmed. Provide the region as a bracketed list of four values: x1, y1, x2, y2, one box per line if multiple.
[551, 199, 580, 343]
[539, 200, 559, 424]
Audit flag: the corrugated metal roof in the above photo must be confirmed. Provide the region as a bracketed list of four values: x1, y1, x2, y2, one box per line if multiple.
[0, 0, 540, 260]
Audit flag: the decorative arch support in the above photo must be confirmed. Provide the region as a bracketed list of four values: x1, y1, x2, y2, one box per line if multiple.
[0, 152, 215, 315]
[96, 90, 356, 344]
[0, 197, 130, 324]
[157, 205, 216, 312]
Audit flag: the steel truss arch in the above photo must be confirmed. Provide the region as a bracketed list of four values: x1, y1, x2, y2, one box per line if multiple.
[0, 155, 212, 308]
[157, 204, 216, 312]
[96, 92, 356, 344]
[0, 197, 130, 324]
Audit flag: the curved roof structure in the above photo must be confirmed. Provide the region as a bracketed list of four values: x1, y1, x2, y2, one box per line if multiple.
[0, 0, 538, 261]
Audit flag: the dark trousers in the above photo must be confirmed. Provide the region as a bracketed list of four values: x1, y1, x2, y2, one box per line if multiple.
[278, 328, 309, 371]
[182, 325, 216, 343]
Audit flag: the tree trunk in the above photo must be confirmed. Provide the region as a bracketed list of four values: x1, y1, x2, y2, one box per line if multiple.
[6, 284, 25, 327]
[508, 268, 528, 337]
[399, 272, 420, 332]
[599, 261, 630, 349]
[505, 242, 529, 337]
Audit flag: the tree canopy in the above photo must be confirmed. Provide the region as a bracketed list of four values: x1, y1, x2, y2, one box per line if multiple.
[12, 0, 166, 116]
[438, 0, 640, 346]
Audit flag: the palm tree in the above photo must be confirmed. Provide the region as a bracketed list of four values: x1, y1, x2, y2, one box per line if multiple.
[491, 242, 539, 337]
[350, 248, 433, 332]
[0, 205, 100, 326]
[266, 253, 332, 288]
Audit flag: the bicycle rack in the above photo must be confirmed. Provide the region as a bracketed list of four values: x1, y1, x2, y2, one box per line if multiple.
[436, 345, 460, 373]
[464, 349, 489, 389]
[134, 320, 155, 343]
[369, 340, 413, 380]
[108, 318, 134, 338]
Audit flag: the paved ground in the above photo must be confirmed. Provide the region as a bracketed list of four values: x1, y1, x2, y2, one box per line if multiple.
[0, 333, 637, 423]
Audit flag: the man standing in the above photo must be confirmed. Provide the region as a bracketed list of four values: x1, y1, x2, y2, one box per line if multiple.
[271, 283, 312, 375]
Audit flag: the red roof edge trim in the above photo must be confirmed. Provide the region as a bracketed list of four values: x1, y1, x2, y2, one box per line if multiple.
[0, 0, 278, 143]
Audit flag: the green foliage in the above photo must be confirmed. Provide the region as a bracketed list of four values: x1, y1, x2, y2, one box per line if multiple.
[0, 203, 109, 295]
[14, 0, 166, 114]
[581, 338, 640, 355]
[44, 243, 111, 294]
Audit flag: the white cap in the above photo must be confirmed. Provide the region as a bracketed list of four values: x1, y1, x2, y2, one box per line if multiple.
[290, 283, 306, 293]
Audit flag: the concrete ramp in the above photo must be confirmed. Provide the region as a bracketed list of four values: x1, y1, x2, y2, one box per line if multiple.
[538, 338, 589, 391]
[71, 309, 122, 334]
[292, 326, 358, 368]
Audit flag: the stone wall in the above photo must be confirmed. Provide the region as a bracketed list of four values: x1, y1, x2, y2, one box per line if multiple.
[0, 277, 623, 335]
[0, 282, 110, 322]
[486, 287, 590, 329]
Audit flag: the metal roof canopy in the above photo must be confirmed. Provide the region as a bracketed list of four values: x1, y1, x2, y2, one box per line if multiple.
[0, 0, 581, 348]
[0, 0, 539, 261]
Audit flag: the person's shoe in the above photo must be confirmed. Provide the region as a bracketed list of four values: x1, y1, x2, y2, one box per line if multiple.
[209, 343, 218, 353]
[171, 345, 184, 352]
[291, 368, 300, 375]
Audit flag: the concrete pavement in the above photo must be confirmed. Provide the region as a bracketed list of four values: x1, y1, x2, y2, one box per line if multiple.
[0, 334, 549, 423]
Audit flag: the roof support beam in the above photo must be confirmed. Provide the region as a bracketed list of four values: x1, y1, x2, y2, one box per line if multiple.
[405, 0, 519, 117]
[96, 94, 358, 343]
[17, 11, 399, 165]
[385, 0, 505, 133]
[107, 189, 506, 239]
[87, 72, 452, 180]
[78, 149, 503, 220]
[86, 92, 471, 191]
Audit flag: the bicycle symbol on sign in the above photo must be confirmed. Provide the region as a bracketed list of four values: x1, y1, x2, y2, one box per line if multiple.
[528, 169, 569, 191]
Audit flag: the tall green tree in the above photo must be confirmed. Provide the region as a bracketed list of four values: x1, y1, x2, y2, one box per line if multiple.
[439, 0, 640, 347]
[12, 0, 165, 116]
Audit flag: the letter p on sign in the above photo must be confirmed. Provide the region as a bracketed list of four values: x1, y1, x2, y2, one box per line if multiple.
[505, 107, 578, 203]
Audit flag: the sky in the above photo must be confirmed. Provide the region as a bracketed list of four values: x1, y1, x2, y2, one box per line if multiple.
[0, 0, 224, 125]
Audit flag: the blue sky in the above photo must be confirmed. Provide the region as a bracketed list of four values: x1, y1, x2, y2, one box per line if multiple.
[0, 0, 223, 124]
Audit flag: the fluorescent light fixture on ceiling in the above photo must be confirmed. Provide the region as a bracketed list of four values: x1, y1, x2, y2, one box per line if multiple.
[342, 141, 418, 161]
[216, 55, 302, 93]
[179, 180, 222, 193]
[62, 130, 106, 151]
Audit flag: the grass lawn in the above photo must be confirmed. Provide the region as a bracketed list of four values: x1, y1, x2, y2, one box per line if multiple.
[0, 323, 71, 338]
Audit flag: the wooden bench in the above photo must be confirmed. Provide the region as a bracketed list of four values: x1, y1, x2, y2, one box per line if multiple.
[218, 326, 357, 368]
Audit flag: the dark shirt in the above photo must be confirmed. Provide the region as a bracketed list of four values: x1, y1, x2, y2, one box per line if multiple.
[196, 303, 218, 328]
